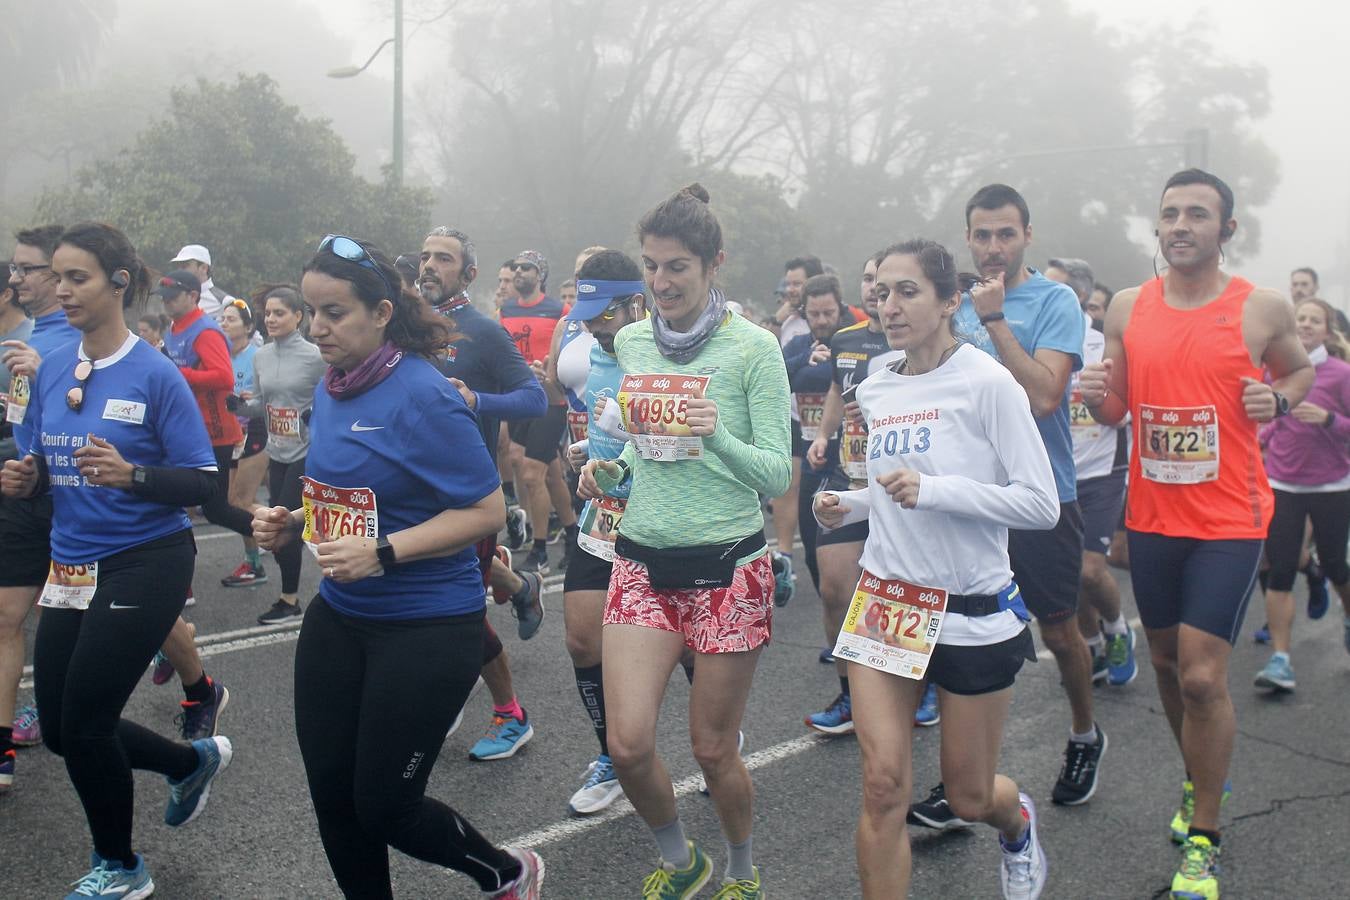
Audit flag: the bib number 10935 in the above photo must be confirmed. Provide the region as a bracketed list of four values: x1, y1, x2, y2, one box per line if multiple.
[618, 374, 711, 462]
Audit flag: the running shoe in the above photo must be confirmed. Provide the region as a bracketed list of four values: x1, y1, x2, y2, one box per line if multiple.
[257, 598, 303, 625]
[914, 683, 940, 727]
[492, 546, 514, 604]
[177, 679, 230, 741]
[1253, 622, 1270, 644]
[1254, 653, 1296, 692]
[220, 560, 267, 588]
[518, 545, 551, 575]
[1051, 724, 1107, 806]
[12, 702, 41, 746]
[698, 731, 745, 796]
[150, 651, 175, 686]
[1169, 779, 1232, 844]
[1089, 649, 1109, 684]
[469, 710, 534, 760]
[641, 842, 713, 900]
[491, 847, 545, 900]
[511, 570, 546, 640]
[818, 646, 836, 664]
[448, 676, 485, 738]
[907, 782, 974, 830]
[1170, 835, 1220, 900]
[568, 753, 624, 815]
[183, 593, 196, 608]
[559, 537, 575, 572]
[770, 551, 795, 607]
[0, 748, 13, 792]
[547, 512, 563, 545]
[1306, 559, 1329, 620]
[805, 691, 854, 735]
[999, 793, 1047, 900]
[164, 735, 233, 827]
[64, 851, 154, 900]
[1104, 626, 1138, 686]
[505, 506, 529, 551]
[710, 867, 762, 899]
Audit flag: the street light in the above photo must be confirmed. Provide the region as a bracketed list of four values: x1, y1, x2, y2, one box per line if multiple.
[327, 0, 404, 187]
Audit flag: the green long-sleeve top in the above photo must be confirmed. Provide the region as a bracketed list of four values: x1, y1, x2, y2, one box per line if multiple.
[602, 313, 792, 551]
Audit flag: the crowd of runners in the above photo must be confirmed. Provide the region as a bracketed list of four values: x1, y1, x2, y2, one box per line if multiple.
[0, 167, 1344, 900]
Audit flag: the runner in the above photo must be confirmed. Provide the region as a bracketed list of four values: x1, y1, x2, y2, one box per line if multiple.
[0, 224, 78, 787]
[578, 183, 791, 899]
[814, 237, 1054, 900]
[1253, 297, 1350, 689]
[1080, 169, 1313, 900]
[556, 249, 646, 814]
[252, 233, 543, 899]
[1044, 258, 1138, 687]
[2, 222, 233, 898]
[170, 244, 236, 322]
[951, 184, 1105, 807]
[135, 314, 166, 352]
[219, 297, 270, 589]
[234, 285, 327, 624]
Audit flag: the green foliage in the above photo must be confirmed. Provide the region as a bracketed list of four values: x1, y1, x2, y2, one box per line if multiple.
[36, 74, 432, 293]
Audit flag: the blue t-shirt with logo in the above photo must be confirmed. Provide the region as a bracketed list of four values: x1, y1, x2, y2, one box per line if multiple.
[306, 353, 500, 620]
[584, 343, 631, 499]
[10, 309, 81, 455]
[953, 269, 1084, 502]
[27, 333, 216, 563]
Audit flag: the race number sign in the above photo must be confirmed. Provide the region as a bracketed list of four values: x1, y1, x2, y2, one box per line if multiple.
[833, 570, 947, 680]
[266, 405, 302, 441]
[4, 374, 29, 425]
[840, 417, 868, 482]
[577, 495, 626, 561]
[567, 409, 589, 445]
[1138, 404, 1219, 484]
[797, 392, 828, 441]
[1069, 388, 1101, 440]
[617, 374, 711, 461]
[39, 561, 98, 610]
[301, 478, 380, 569]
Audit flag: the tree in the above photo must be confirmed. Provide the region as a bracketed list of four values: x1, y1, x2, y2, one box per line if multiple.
[37, 75, 432, 293]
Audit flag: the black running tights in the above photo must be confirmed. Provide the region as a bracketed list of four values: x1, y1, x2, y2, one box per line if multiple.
[203, 444, 254, 537]
[267, 456, 306, 594]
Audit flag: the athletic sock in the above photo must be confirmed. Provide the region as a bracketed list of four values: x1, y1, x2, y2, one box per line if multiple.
[838, 675, 850, 696]
[503, 482, 517, 505]
[1086, 633, 1105, 654]
[725, 836, 754, 880]
[573, 664, 608, 755]
[1069, 725, 1097, 744]
[246, 547, 261, 567]
[1001, 813, 1031, 852]
[533, 538, 547, 553]
[1101, 615, 1128, 636]
[493, 698, 526, 722]
[0, 725, 13, 755]
[1271, 651, 1290, 664]
[1188, 826, 1221, 847]
[565, 523, 579, 541]
[184, 674, 214, 705]
[651, 819, 692, 868]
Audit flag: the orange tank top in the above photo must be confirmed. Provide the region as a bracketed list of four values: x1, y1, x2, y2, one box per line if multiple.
[1123, 276, 1272, 539]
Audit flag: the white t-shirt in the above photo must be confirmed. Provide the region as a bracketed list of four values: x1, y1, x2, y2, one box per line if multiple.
[1070, 314, 1119, 480]
[847, 344, 1059, 646]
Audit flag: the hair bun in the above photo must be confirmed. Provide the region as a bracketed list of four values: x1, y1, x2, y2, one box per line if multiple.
[679, 182, 711, 204]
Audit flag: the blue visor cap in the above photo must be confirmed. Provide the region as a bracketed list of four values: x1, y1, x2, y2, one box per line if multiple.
[566, 280, 647, 321]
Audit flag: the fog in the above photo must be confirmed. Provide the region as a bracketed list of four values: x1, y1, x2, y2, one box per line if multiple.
[1, 0, 1343, 310]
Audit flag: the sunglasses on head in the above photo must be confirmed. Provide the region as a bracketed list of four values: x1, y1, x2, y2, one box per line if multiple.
[318, 234, 399, 302]
[66, 359, 93, 411]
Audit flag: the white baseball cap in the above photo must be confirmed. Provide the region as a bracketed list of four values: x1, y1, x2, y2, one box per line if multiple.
[171, 244, 212, 266]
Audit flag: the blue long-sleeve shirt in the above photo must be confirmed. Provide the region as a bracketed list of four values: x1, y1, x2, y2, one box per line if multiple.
[783, 332, 835, 394]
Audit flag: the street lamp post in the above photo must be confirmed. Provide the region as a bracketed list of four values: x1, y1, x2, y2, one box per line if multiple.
[326, 0, 404, 187]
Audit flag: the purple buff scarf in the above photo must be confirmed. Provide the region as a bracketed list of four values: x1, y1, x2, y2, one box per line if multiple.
[323, 341, 404, 400]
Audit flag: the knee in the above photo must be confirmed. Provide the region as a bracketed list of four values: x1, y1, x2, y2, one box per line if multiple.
[1038, 620, 1079, 655]
[691, 728, 740, 774]
[564, 629, 600, 666]
[519, 460, 546, 486]
[859, 764, 909, 819]
[943, 782, 994, 824]
[1177, 664, 1227, 707]
[353, 790, 414, 844]
[606, 728, 656, 774]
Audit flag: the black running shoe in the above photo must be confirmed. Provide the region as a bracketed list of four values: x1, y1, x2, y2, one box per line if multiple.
[505, 506, 529, 551]
[257, 599, 303, 626]
[907, 783, 973, 830]
[1051, 723, 1108, 806]
[177, 680, 230, 742]
[518, 545, 550, 575]
[546, 512, 563, 545]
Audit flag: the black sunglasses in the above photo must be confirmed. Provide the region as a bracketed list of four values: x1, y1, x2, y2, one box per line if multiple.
[66, 359, 93, 411]
[510, 262, 538, 273]
[319, 234, 399, 301]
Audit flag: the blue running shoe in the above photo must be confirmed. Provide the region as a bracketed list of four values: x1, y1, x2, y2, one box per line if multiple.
[805, 692, 853, 735]
[569, 754, 624, 815]
[818, 646, 836, 664]
[469, 710, 534, 760]
[1254, 653, 1295, 692]
[0, 748, 14, 793]
[1253, 623, 1270, 644]
[1105, 626, 1139, 686]
[165, 735, 233, 827]
[771, 551, 795, 608]
[65, 852, 154, 900]
[914, 683, 940, 727]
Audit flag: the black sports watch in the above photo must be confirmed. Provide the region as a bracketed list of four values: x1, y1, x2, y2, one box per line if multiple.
[375, 535, 397, 568]
[1272, 391, 1290, 418]
[132, 466, 149, 486]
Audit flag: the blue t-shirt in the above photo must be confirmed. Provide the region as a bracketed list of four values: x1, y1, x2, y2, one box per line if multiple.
[11, 309, 81, 455]
[584, 343, 630, 499]
[231, 342, 257, 431]
[27, 334, 217, 563]
[306, 354, 501, 620]
[953, 269, 1084, 502]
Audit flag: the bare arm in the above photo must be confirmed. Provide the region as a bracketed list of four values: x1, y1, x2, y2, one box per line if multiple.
[984, 320, 1074, 418]
[1086, 288, 1139, 426]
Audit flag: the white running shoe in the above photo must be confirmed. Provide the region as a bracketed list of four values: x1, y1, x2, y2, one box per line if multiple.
[1000, 792, 1047, 900]
[568, 754, 624, 815]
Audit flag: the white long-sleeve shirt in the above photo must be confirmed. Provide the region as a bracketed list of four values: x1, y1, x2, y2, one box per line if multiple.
[842, 343, 1059, 646]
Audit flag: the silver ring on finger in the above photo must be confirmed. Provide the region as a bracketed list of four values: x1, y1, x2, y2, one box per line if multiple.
[92, 466, 100, 477]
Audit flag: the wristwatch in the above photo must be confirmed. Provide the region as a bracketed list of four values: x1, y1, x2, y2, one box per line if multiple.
[979, 311, 1006, 325]
[132, 466, 149, 486]
[375, 535, 397, 568]
[1272, 392, 1290, 418]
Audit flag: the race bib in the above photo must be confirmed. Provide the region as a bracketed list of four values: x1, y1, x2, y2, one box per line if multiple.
[4, 374, 29, 425]
[1069, 388, 1101, 440]
[617, 374, 711, 462]
[841, 417, 868, 483]
[1138, 404, 1219, 484]
[266, 404, 301, 441]
[567, 409, 589, 445]
[39, 561, 98, 610]
[577, 494, 626, 561]
[833, 569, 947, 680]
[301, 478, 380, 566]
[798, 392, 828, 442]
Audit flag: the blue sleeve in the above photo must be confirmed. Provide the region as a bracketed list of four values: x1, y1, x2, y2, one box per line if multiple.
[476, 376, 547, 421]
[784, 334, 834, 393]
[404, 386, 501, 508]
[1033, 285, 1086, 371]
[154, 364, 218, 469]
[783, 335, 813, 377]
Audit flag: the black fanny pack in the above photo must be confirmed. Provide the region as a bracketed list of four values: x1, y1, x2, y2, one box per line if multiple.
[615, 531, 767, 590]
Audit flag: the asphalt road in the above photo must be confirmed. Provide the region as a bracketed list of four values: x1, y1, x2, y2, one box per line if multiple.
[3, 523, 1348, 899]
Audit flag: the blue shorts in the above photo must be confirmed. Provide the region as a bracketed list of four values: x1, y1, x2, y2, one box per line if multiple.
[1126, 531, 1263, 644]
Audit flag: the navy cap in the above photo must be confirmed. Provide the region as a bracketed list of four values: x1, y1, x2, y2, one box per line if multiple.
[151, 269, 202, 297]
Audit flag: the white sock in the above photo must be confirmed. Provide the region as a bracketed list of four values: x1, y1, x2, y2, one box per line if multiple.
[1085, 633, 1105, 653]
[1101, 615, 1128, 636]
[1070, 725, 1097, 744]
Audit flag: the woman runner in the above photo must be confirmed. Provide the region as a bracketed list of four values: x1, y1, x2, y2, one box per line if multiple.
[219, 296, 270, 587]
